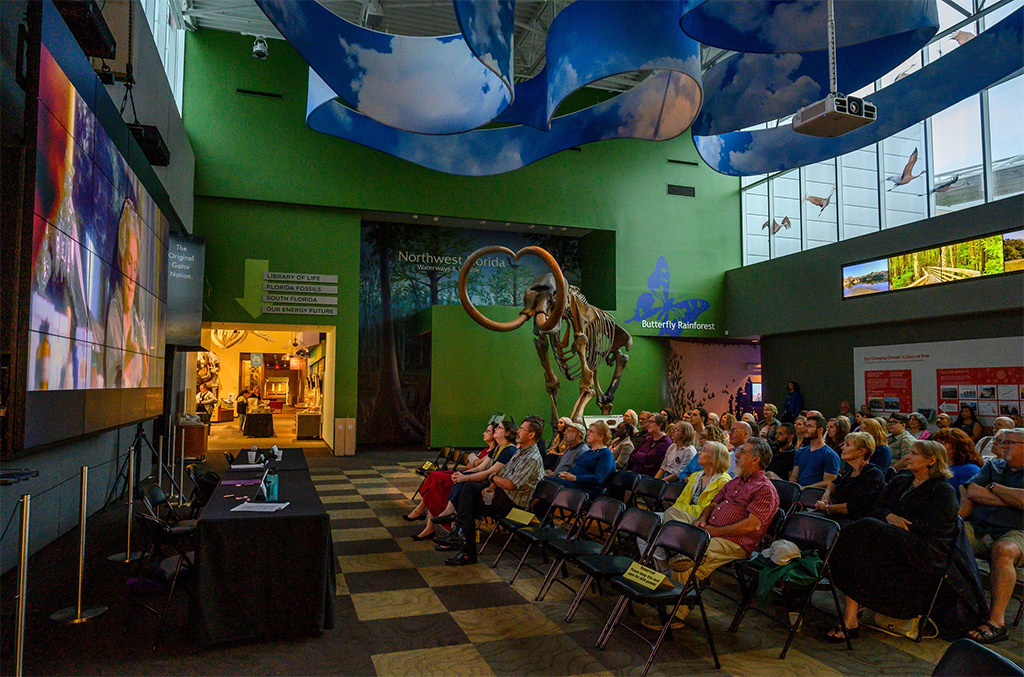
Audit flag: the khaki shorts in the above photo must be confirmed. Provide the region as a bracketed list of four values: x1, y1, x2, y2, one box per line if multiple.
[668, 536, 747, 583]
[966, 523, 1024, 564]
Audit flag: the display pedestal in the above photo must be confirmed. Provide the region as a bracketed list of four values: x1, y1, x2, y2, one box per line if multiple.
[175, 424, 208, 459]
[296, 412, 321, 440]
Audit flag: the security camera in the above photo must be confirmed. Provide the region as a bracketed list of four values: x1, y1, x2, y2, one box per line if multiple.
[252, 37, 268, 60]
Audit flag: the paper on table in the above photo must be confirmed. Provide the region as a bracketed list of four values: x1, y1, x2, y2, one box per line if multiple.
[221, 479, 262, 486]
[228, 463, 265, 471]
[230, 502, 290, 512]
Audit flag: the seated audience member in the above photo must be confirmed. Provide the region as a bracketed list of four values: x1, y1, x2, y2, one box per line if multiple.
[765, 422, 797, 481]
[637, 441, 732, 572]
[806, 410, 824, 419]
[412, 421, 517, 540]
[441, 419, 546, 566]
[931, 428, 984, 494]
[953, 405, 984, 443]
[627, 413, 671, 476]
[858, 417, 893, 471]
[547, 421, 589, 476]
[815, 432, 886, 524]
[525, 415, 549, 455]
[887, 414, 916, 471]
[793, 415, 808, 449]
[852, 410, 866, 433]
[935, 412, 953, 432]
[679, 424, 728, 478]
[543, 417, 572, 471]
[635, 411, 652, 443]
[825, 416, 851, 451]
[760, 404, 780, 446]
[688, 407, 708, 440]
[660, 409, 678, 425]
[977, 417, 1015, 459]
[622, 409, 639, 436]
[961, 428, 1024, 643]
[655, 438, 780, 628]
[742, 412, 759, 431]
[828, 440, 959, 642]
[554, 421, 615, 499]
[610, 422, 636, 469]
[656, 421, 697, 481]
[838, 401, 854, 428]
[908, 412, 931, 440]
[727, 420, 752, 475]
[790, 414, 840, 488]
[708, 412, 721, 426]
[720, 413, 737, 436]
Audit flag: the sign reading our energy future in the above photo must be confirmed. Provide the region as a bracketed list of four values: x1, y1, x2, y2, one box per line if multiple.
[235, 259, 339, 317]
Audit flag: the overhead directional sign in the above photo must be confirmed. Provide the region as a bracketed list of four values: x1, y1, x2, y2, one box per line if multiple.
[236, 258, 340, 319]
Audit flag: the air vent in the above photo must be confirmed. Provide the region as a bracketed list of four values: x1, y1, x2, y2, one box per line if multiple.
[667, 184, 696, 198]
[236, 89, 283, 99]
[667, 159, 698, 167]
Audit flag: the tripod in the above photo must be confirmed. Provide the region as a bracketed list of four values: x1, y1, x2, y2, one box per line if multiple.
[104, 422, 183, 509]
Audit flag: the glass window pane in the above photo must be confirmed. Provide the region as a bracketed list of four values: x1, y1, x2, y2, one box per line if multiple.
[989, 74, 1024, 199]
[804, 160, 838, 248]
[744, 184, 769, 265]
[840, 146, 880, 239]
[772, 171, 802, 256]
[882, 124, 929, 227]
[981, 0, 1024, 30]
[931, 95, 984, 213]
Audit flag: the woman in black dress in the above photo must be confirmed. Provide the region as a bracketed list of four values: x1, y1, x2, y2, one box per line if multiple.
[827, 440, 958, 641]
[815, 432, 885, 525]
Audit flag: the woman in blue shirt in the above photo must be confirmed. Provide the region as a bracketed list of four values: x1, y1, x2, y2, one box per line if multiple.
[931, 428, 983, 494]
[554, 420, 615, 499]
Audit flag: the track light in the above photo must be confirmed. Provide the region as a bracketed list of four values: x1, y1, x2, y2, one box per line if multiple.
[253, 36, 268, 59]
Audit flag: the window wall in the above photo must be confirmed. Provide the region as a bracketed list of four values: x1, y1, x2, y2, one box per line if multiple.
[140, 0, 187, 113]
[740, 0, 1024, 265]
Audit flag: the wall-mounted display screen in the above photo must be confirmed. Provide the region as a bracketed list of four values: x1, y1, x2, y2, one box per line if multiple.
[29, 44, 167, 392]
[842, 229, 1022, 299]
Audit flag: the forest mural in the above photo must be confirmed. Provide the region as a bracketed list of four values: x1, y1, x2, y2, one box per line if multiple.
[358, 222, 581, 446]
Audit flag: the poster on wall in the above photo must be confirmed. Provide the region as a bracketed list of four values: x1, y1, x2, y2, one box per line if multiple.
[358, 222, 580, 446]
[854, 337, 1024, 427]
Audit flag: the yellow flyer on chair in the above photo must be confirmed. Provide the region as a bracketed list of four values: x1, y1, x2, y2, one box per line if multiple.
[504, 508, 539, 525]
[623, 562, 673, 590]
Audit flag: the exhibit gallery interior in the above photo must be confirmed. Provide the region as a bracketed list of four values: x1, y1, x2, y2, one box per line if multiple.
[1, 0, 1022, 675]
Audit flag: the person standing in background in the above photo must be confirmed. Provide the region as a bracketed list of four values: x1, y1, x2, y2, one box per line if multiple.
[782, 381, 803, 423]
[236, 388, 250, 432]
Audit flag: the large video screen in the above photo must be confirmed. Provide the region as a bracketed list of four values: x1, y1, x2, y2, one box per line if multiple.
[29, 44, 166, 392]
[842, 229, 1021, 299]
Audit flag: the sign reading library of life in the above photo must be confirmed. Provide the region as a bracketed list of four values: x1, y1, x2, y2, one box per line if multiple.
[262, 272, 339, 316]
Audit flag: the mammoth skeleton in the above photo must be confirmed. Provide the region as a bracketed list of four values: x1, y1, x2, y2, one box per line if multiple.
[458, 246, 632, 426]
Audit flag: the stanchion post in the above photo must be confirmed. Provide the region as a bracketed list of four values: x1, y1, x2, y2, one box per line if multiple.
[15, 495, 30, 677]
[51, 466, 107, 623]
[108, 448, 141, 563]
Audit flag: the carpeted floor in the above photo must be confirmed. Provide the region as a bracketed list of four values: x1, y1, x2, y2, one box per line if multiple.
[2, 448, 1022, 676]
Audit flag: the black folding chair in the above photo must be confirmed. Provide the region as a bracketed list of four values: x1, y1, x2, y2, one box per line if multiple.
[794, 486, 826, 512]
[597, 522, 719, 674]
[884, 466, 897, 483]
[223, 451, 235, 466]
[659, 481, 686, 511]
[565, 508, 663, 622]
[127, 513, 195, 650]
[706, 507, 787, 605]
[480, 478, 560, 557]
[184, 464, 218, 518]
[932, 638, 1024, 676]
[503, 487, 589, 583]
[535, 497, 626, 602]
[630, 477, 668, 510]
[729, 512, 847, 658]
[914, 518, 963, 642]
[139, 484, 196, 535]
[770, 479, 801, 514]
[605, 470, 639, 503]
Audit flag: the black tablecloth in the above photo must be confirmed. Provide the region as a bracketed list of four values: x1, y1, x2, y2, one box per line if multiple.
[231, 447, 308, 472]
[195, 453, 334, 645]
[243, 412, 275, 438]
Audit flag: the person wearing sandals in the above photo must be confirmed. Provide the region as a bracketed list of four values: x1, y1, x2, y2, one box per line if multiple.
[961, 428, 1024, 644]
[827, 440, 959, 643]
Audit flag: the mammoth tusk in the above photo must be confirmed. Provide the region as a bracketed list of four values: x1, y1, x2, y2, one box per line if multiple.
[458, 246, 530, 332]
[524, 246, 566, 332]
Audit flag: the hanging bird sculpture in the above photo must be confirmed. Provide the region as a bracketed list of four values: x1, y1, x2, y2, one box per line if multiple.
[886, 148, 926, 191]
[805, 186, 836, 215]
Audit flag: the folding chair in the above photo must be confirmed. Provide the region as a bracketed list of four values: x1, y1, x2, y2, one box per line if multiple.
[914, 518, 963, 643]
[659, 481, 686, 511]
[128, 513, 195, 650]
[932, 638, 1024, 676]
[770, 479, 801, 514]
[565, 508, 663, 622]
[728, 512, 847, 658]
[884, 466, 897, 483]
[535, 497, 626, 602]
[794, 486, 826, 512]
[597, 522, 719, 675]
[706, 507, 787, 605]
[139, 484, 196, 535]
[629, 477, 667, 510]
[184, 464, 218, 518]
[503, 487, 589, 583]
[480, 478, 560, 557]
[605, 470, 639, 503]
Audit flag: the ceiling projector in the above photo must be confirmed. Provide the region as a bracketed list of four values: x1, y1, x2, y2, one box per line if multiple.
[793, 93, 876, 137]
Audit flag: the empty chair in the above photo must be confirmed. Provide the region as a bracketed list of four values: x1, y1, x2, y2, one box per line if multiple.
[605, 470, 639, 503]
[128, 513, 196, 650]
[480, 478, 560, 557]
[139, 483, 196, 535]
[659, 481, 686, 511]
[223, 451, 235, 466]
[630, 476, 667, 510]
[729, 511, 847, 659]
[932, 638, 1024, 677]
[535, 497, 626, 602]
[770, 479, 801, 514]
[503, 487, 589, 583]
[565, 507, 663, 622]
[597, 522, 719, 674]
[884, 466, 898, 483]
[795, 486, 826, 512]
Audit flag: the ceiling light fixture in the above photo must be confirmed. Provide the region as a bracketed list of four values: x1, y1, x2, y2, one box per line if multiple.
[252, 36, 268, 59]
[361, 0, 385, 31]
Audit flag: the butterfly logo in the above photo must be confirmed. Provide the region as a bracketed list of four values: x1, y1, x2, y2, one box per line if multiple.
[627, 257, 710, 336]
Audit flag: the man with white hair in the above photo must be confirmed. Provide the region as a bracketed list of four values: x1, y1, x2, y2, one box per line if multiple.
[727, 420, 752, 475]
[977, 417, 1016, 459]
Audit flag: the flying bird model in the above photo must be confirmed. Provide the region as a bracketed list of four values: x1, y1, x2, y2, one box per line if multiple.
[761, 216, 792, 235]
[886, 148, 926, 191]
[805, 186, 836, 215]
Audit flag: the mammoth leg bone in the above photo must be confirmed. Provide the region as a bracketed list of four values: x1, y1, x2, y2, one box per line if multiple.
[535, 336, 561, 429]
[591, 364, 612, 416]
[600, 327, 632, 409]
[568, 333, 596, 423]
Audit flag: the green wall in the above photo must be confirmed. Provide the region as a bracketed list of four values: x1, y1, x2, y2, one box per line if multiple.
[429, 306, 667, 447]
[182, 29, 741, 447]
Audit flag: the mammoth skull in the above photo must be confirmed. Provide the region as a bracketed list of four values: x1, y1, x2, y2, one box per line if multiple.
[457, 246, 567, 333]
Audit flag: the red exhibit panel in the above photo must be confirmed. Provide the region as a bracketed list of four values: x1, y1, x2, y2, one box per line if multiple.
[865, 369, 913, 413]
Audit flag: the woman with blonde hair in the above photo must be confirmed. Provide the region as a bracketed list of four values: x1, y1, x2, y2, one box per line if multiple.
[760, 403, 780, 445]
[815, 432, 885, 524]
[828, 440, 958, 642]
[656, 420, 697, 481]
[720, 413, 737, 434]
[858, 417, 892, 471]
[637, 440, 731, 572]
